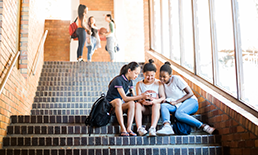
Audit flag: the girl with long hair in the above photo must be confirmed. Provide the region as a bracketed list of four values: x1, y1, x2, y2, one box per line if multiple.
[103, 14, 116, 62]
[86, 16, 101, 61]
[106, 62, 150, 136]
[76, 4, 90, 61]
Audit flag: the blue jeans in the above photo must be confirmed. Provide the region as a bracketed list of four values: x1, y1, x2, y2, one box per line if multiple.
[76, 28, 86, 59]
[106, 36, 114, 61]
[160, 98, 202, 128]
[86, 36, 97, 61]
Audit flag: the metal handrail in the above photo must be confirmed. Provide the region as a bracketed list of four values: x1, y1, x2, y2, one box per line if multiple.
[0, 51, 21, 95]
[33, 30, 48, 75]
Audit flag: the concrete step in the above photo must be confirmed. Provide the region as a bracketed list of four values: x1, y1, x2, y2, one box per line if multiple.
[0, 145, 223, 155]
[6, 124, 205, 136]
[3, 134, 221, 147]
[10, 115, 204, 124]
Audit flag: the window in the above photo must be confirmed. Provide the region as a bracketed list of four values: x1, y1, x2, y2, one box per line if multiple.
[169, 0, 180, 64]
[180, 0, 194, 72]
[151, 0, 162, 53]
[213, 0, 237, 96]
[149, 0, 258, 111]
[160, 0, 170, 58]
[195, 0, 213, 82]
[237, 0, 258, 108]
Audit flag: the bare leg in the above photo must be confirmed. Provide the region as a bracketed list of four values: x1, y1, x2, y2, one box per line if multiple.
[150, 103, 160, 128]
[135, 102, 143, 129]
[110, 99, 126, 132]
[122, 101, 135, 132]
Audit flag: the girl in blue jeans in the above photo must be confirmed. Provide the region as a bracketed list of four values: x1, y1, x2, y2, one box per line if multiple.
[156, 62, 215, 135]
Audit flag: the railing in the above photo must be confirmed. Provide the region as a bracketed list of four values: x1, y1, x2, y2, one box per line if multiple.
[33, 30, 48, 75]
[0, 51, 21, 95]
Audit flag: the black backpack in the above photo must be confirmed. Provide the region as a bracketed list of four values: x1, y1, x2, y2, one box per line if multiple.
[85, 93, 113, 136]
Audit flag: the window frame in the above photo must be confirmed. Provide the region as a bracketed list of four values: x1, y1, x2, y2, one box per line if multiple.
[149, 0, 257, 112]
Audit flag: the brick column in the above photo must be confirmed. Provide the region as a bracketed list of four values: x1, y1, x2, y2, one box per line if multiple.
[0, 0, 3, 42]
[19, 0, 29, 78]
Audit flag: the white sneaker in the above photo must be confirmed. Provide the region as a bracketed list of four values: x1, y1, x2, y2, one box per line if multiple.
[137, 127, 147, 136]
[203, 125, 215, 134]
[156, 124, 175, 135]
[148, 126, 156, 136]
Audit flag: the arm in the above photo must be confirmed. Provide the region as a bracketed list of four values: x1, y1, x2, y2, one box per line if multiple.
[91, 24, 99, 30]
[117, 87, 149, 102]
[136, 81, 152, 106]
[151, 82, 166, 104]
[170, 86, 194, 106]
[103, 22, 113, 36]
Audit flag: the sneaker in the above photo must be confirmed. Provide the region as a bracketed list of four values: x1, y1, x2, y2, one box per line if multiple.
[203, 124, 215, 134]
[148, 126, 156, 136]
[137, 127, 147, 136]
[156, 124, 175, 135]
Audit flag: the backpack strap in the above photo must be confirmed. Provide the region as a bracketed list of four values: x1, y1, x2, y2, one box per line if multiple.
[74, 17, 78, 23]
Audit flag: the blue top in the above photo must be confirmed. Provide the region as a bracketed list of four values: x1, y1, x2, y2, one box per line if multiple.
[106, 75, 133, 102]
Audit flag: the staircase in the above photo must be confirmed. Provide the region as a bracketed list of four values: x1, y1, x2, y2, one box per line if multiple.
[1, 61, 223, 155]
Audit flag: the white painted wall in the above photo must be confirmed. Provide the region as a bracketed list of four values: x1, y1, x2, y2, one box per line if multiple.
[114, 0, 145, 62]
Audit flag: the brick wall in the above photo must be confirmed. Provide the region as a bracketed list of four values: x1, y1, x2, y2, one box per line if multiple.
[145, 51, 258, 155]
[0, 0, 45, 149]
[44, 20, 70, 61]
[81, 0, 113, 62]
[144, 0, 150, 53]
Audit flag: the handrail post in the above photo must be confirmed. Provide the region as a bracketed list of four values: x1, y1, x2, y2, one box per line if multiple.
[0, 51, 21, 95]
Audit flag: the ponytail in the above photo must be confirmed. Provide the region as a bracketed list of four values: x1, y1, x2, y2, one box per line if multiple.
[106, 14, 116, 28]
[160, 61, 172, 75]
[143, 59, 157, 73]
[108, 62, 139, 88]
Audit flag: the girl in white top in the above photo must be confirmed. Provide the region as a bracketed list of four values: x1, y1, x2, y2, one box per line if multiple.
[156, 62, 215, 135]
[135, 59, 165, 136]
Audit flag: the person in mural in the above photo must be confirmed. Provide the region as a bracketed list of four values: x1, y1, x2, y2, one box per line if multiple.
[76, 4, 90, 62]
[86, 16, 101, 62]
[103, 14, 116, 62]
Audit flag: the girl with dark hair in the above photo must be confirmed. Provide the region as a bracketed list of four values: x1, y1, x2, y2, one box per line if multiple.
[76, 4, 90, 61]
[135, 59, 166, 136]
[86, 16, 101, 61]
[106, 62, 151, 136]
[156, 62, 215, 135]
[103, 14, 116, 62]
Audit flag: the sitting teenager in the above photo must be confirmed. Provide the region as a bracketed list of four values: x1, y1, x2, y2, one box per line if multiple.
[135, 59, 165, 136]
[106, 62, 150, 136]
[156, 62, 215, 135]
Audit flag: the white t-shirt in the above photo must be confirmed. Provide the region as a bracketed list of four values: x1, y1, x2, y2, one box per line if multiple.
[137, 79, 160, 98]
[164, 75, 197, 108]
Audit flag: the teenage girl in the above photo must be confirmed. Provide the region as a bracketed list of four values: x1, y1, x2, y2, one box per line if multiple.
[106, 62, 150, 136]
[156, 62, 215, 135]
[103, 14, 115, 62]
[135, 59, 165, 136]
[86, 16, 101, 61]
[76, 4, 90, 61]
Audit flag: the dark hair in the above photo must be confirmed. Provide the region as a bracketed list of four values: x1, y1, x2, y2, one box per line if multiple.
[108, 62, 139, 87]
[143, 59, 156, 73]
[106, 14, 116, 27]
[160, 61, 172, 75]
[87, 16, 96, 29]
[78, 4, 87, 27]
